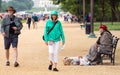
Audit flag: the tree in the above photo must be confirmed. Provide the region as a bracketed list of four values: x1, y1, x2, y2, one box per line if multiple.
[1, 1, 8, 12]
[8, 0, 34, 11]
[56, 0, 120, 22]
[109, 0, 120, 21]
[0, 0, 1, 12]
[60, 0, 82, 17]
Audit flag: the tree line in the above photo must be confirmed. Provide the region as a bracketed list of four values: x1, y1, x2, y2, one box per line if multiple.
[54, 0, 120, 22]
[0, 0, 34, 12]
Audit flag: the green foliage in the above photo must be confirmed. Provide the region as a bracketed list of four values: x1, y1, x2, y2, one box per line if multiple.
[59, 0, 120, 21]
[60, 0, 82, 18]
[1, 1, 8, 12]
[94, 22, 120, 31]
[1, 0, 34, 12]
[8, 0, 34, 11]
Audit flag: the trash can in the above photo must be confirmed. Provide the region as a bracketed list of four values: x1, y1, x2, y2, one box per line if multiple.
[85, 22, 91, 34]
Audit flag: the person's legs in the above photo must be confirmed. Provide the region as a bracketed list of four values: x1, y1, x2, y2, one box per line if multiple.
[53, 41, 60, 71]
[48, 43, 54, 63]
[36, 22, 38, 29]
[5, 49, 10, 61]
[33, 21, 35, 29]
[5, 50, 10, 66]
[48, 42, 54, 70]
[34, 22, 37, 29]
[4, 37, 11, 66]
[28, 23, 31, 29]
[87, 44, 98, 62]
[95, 52, 102, 64]
[13, 48, 18, 63]
[12, 35, 19, 67]
[13, 47, 19, 67]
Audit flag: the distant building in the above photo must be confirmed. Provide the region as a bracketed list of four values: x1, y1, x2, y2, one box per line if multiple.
[32, 0, 59, 8]
[2, 0, 11, 2]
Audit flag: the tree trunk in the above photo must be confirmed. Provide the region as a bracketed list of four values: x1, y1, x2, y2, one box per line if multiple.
[116, 11, 120, 21]
[101, 0, 104, 22]
[110, 0, 117, 21]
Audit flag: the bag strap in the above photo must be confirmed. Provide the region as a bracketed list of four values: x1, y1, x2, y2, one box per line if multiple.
[47, 21, 58, 35]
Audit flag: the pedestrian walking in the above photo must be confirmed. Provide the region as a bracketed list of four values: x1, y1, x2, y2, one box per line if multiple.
[32, 14, 38, 29]
[26, 15, 32, 29]
[43, 10, 65, 72]
[0, 6, 23, 67]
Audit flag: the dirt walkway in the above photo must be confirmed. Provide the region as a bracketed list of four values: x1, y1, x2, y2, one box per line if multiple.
[0, 21, 120, 75]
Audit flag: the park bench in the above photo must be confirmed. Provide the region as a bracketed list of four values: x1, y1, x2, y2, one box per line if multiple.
[101, 36, 119, 65]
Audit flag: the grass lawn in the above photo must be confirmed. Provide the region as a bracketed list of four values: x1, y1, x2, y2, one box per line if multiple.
[21, 19, 26, 23]
[0, 20, 1, 23]
[94, 22, 120, 31]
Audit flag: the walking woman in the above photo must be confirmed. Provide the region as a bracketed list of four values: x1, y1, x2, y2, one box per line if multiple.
[1, 6, 23, 67]
[43, 10, 65, 72]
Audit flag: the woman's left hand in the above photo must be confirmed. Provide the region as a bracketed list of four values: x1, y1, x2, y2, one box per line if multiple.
[45, 42, 48, 46]
[95, 43, 98, 49]
[62, 42, 65, 45]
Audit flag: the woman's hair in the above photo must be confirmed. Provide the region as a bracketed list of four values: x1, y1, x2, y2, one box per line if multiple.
[51, 14, 58, 20]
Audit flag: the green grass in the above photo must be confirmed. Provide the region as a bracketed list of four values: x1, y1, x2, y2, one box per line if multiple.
[94, 22, 120, 31]
[0, 20, 120, 31]
[21, 19, 26, 23]
[0, 20, 1, 23]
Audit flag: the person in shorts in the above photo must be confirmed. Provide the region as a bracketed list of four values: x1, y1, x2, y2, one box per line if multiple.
[1, 6, 23, 67]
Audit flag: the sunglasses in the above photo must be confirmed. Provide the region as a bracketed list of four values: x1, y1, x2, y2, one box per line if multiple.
[8, 10, 14, 11]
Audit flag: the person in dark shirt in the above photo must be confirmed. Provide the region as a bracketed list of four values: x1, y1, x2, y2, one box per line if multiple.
[26, 15, 32, 29]
[1, 6, 23, 67]
[9, 17, 17, 34]
[32, 14, 38, 29]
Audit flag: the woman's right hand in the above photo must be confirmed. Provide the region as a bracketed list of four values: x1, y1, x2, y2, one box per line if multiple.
[45, 42, 48, 46]
[2, 32, 6, 37]
[95, 43, 98, 49]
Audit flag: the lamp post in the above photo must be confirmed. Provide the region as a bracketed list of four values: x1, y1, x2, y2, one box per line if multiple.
[88, 0, 96, 38]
